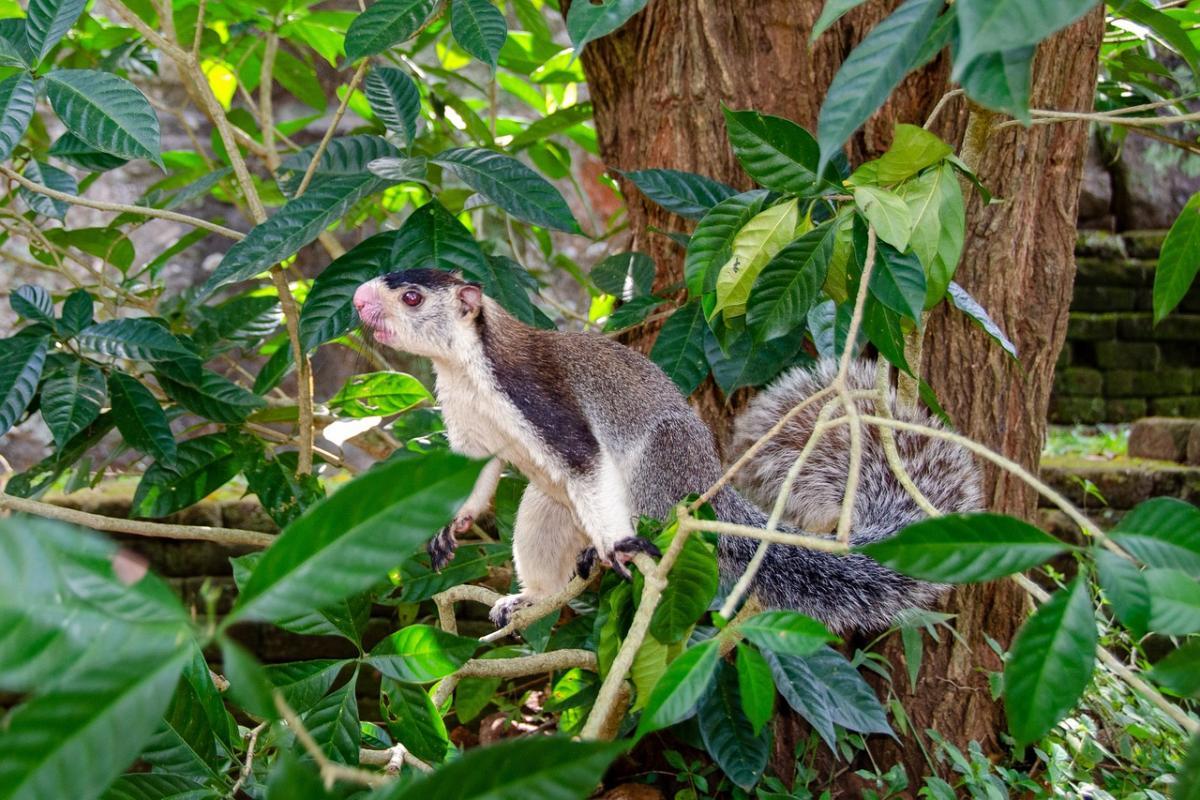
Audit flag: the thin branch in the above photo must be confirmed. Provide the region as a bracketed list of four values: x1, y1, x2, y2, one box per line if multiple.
[227, 721, 267, 798]
[678, 512, 851, 552]
[0, 492, 275, 548]
[0, 165, 243, 240]
[924, 88, 963, 130]
[275, 693, 390, 789]
[360, 745, 431, 773]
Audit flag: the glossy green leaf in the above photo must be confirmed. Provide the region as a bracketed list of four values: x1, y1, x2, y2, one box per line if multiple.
[566, 0, 648, 54]
[1095, 550, 1151, 637]
[48, 131, 130, 172]
[1155, 193, 1200, 322]
[389, 199, 490, 279]
[954, 0, 1100, 72]
[231, 450, 483, 624]
[451, 0, 507, 69]
[746, 222, 836, 342]
[816, 0, 943, 174]
[684, 190, 769, 296]
[329, 371, 432, 417]
[194, 295, 281, 349]
[899, 163, 964, 308]
[245, 450, 327, 529]
[368, 155, 428, 182]
[1116, 0, 1200, 78]
[41, 358, 105, 448]
[107, 372, 177, 465]
[25, 0, 85, 62]
[739, 611, 837, 657]
[381, 678, 450, 762]
[704, 327, 807, 394]
[100, 774, 220, 800]
[233, 552, 369, 644]
[813, 0, 870, 39]
[860, 512, 1067, 583]
[648, 300, 709, 397]
[958, 47, 1034, 124]
[1110, 498, 1200, 577]
[603, 295, 665, 332]
[367, 624, 478, 683]
[479, 255, 551, 328]
[10, 285, 54, 326]
[265, 659, 348, 712]
[59, 290, 94, 336]
[735, 644, 775, 735]
[723, 108, 825, 195]
[869, 240, 926, 322]
[364, 68, 422, 146]
[303, 677, 361, 765]
[650, 530, 719, 644]
[155, 360, 267, 423]
[301, 230, 400, 351]
[713, 198, 799, 320]
[19, 160, 77, 220]
[946, 281, 1018, 360]
[0, 73, 36, 162]
[854, 186, 913, 252]
[862, 296, 911, 374]
[132, 433, 241, 518]
[433, 147, 579, 233]
[344, 0, 440, 62]
[763, 646, 892, 750]
[697, 661, 769, 790]
[624, 168, 737, 220]
[1149, 638, 1200, 697]
[0, 21, 29, 67]
[371, 736, 626, 800]
[629, 635, 669, 713]
[637, 639, 720, 736]
[874, 124, 953, 183]
[591, 252, 657, 298]
[0, 334, 49, 438]
[140, 677, 222, 780]
[1147, 568, 1200, 635]
[75, 319, 193, 361]
[1004, 578, 1097, 746]
[44, 70, 162, 165]
[202, 174, 387, 296]
[277, 135, 400, 195]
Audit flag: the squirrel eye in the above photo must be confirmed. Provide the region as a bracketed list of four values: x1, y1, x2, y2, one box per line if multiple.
[401, 290, 423, 307]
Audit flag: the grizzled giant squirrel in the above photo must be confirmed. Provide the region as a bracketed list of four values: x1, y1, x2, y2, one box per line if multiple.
[353, 269, 981, 632]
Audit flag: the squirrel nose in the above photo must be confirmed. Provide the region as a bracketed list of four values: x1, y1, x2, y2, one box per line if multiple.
[352, 283, 373, 312]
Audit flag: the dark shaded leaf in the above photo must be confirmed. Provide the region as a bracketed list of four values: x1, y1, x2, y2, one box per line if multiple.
[131, 433, 242, 518]
[344, 0, 441, 62]
[44, 69, 162, 165]
[625, 168, 737, 220]
[40, 358, 105, 448]
[746, 223, 836, 342]
[1110, 498, 1200, 577]
[724, 107, 825, 195]
[0, 73, 36, 162]
[433, 147, 579, 233]
[0, 334, 49, 438]
[1096, 549, 1151, 636]
[697, 661, 769, 790]
[301, 230, 400, 351]
[365, 67, 422, 146]
[75, 319, 193, 361]
[648, 300, 708, 396]
[107, 372, 177, 465]
[25, 0, 86, 62]
[19, 160, 77, 220]
[451, 0, 507, 69]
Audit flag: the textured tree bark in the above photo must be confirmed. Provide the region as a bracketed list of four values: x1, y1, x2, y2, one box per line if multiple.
[570, 1, 1103, 794]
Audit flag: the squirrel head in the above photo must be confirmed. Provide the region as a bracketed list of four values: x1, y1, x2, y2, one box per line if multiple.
[354, 269, 483, 360]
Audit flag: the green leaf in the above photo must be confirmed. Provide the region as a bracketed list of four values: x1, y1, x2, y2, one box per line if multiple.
[0, 73, 36, 163]
[863, 296, 911, 374]
[739, 611, 836, 657]
[277, 135, 400, 195]
[591, 252, 657, 298]
[854, 186, 913, 252]
[723, 108, 825, 196]
[624, 168, 737, 220]
[202, 174, 387, 296]
[451, 0, 507, 69]
[344, 0, 441, 62]
[132, 433, 242, 518]
[899, 163, 964, 308]
[713, 198, 800, 320]
[1115, 0, 1200, 78]
[41, 358, 105, 448]
[265, 659, 348, 712]
[1110, 498, 1200, 578]
[954, 0, 1100, 73]
[155, 360, 266, 423]
[816, 0, 943, 174]
[0, 334, 49, 438]
[508, 102, 594, 151]
[329, 371, 432, 417]
[301, 231, 400, 351]
[697, 661, 769, 790]
[220, 639, 279, 720]
[0, 21, 29, 67]
[381, 678, 450, 762]
[101, 774, 220, 800]
[958, 47, 1034, 124]
[10, 285, 54, 326]
[869, 240, 926, 322]
[1146, 568, 1200, 635]
[946, 281, 1018, 360]
[303, 676, 361, 765]
[1149, 638, 1200, 699]
[59, 290, 94, 336]
[648, 300, 709, 397]
[479, 255, 551, 328]
[630, 636, 669, 713]
[194, 295, 281, 350]
[1154, 192, 1200, 322]
[44, 70, 162, 166]
[364, 68, 422, 146]
[650, 530, 719, 644]
[368, 156, 428, 182]
[860, 512, 1067, 583]
[389, 199, 491, 280]
[735, 644, 775, 735]
[75, 319, 194, 361]
[140, 676, 222, 780]
[367, 624, 478, 683]
[25, 0, 86, 63]
[813, 0, 871, 39]
[433, 147, 579, 233]
[746, 222, 836, 342]
[637, 639, 720, 736]
[684, 190, 769, 296]
[0, 652, 188, 800]
[565, 0, 648, 54]
[704, 327, 807, 394]
[230, 450, 484, 624]
[19, 160, 77, 220]
[873, 124, 953, 183]
[1004, 578, 1097, 747]
[1095, 550, 1151, 637]
[245, 450, 326, 529]
[233, 552, 369, 644]
[370, 736, 626, 800]
[107, 372, 177, 465]
[763, 646, 892, 750]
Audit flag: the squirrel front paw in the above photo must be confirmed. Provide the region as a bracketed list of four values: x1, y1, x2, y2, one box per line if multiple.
[590, 537, 662, 581]
[489, 594, 532, 628]
[427, 513, 473, 571]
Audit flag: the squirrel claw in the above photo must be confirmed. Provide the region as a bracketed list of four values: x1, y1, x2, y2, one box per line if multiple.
[489, 594, 531, 628]
[575, 546, 599, 580]
[428, 526, 458, 571]
[605, 537, 662, 581]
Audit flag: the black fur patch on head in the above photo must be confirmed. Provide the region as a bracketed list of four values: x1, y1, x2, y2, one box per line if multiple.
[382, 268, 463, 292]
[477, 312, 599, 474]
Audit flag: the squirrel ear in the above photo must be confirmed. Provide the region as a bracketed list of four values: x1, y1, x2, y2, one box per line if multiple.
[457, 284, 482, 317]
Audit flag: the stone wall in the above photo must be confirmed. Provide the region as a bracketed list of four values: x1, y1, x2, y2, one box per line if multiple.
[1050, 231, 1200, 424]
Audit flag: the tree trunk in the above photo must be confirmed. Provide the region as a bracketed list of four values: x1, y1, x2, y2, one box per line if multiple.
[571, 1, 1104, 794]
